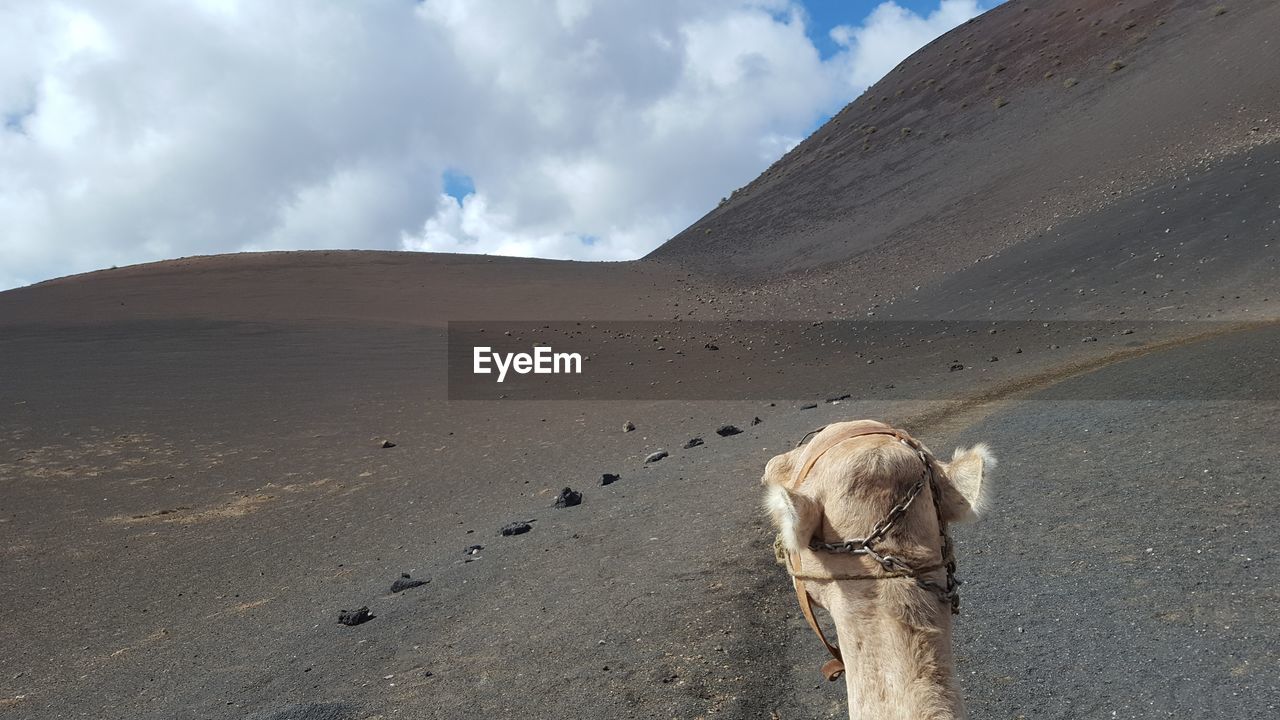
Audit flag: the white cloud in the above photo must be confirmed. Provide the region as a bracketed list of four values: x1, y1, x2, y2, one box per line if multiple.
[0, 1, 993, 288]
[831, 1, 986, 88]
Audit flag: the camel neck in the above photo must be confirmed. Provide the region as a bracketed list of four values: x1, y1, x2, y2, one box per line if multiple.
[830, 589, 965, 720]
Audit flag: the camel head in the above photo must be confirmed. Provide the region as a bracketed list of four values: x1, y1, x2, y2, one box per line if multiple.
[763, 420, 993, 558]
[761, 419, 994, 720]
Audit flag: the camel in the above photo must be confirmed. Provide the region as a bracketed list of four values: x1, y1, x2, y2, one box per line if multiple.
[762, 419, 993, 720]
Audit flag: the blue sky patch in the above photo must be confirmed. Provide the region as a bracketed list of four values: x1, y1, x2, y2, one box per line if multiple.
[804, 0, 951, 59]
[442, 168, 475, 202]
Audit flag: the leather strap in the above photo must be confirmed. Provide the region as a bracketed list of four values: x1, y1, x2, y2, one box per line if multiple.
[791, 424, 913, 489]
[792, 560, 847, 681]
[786, 423, 920, 681]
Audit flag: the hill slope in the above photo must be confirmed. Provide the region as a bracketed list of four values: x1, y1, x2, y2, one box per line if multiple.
[651, 0, 1279, 314]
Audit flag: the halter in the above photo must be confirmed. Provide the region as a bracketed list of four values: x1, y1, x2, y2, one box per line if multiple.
[780, 423, 960, 681]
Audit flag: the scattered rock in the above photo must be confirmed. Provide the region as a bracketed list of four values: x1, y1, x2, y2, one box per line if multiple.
[825, 394, 852, 403]
[989, 356, 999, 362]
[644, 450, 669, 464]
[950, 363, 965, 372]
[622, 421, 635, 433]
[464, 544, 484, 555]
[553, 487, 583, 508]
[704, 343, 719, 351]
[750, 416, 763, 426]
[390, 576, 428, 593]
[799, 403, 818, 410]
[716, 425, 742, 437]
[338, 607, 374, 626]
[1082, 336, 1098, 343]
[683, 438, 704, 449]
[500, 521, 534, 536]
[600, 473, 620, 486]
[380, 440, 396, 449]
[1122, 329, 1135, 335]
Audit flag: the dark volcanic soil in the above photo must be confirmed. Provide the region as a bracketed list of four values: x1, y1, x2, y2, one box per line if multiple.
[2, 0, 1279, 718]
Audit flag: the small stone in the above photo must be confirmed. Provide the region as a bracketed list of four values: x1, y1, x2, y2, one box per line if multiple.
[1082, 336, 1098, 343]
[391, 577, 428, 593]
[683, 438, 704, 449]
[622, 421, 635, 433]
[825, 394, 851, 403]
[716, 425, 742, 437]
[950, 363, 965, 372]
[380, 440, 396, 448]
[600, 473, 620, 486]
[644, 450, 669, 464]
[704, 343, 720, 351]
[553, 487, 583, 508]
[338, 607, 374, 626]
[799, 403, 818, 410]
[500, 521, 533, 536]
[1122, 329, 1135, 335]
[750, 416, 763, 426]
[989, 356, 999, 362]
[464, 544, 484, 555]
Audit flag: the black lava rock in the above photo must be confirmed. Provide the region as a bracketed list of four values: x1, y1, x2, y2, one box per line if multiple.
[338, 607, 374, 626]
[391, 576, 429, 593]
[553, 487, 583, 508]
[683, 437, 704, 449]
[716, 425, 742, 437]
[600, 473, 620, 486]
[500, 521, 533, 536]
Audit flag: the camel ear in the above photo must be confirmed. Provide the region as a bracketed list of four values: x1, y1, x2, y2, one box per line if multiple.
[761, 449, 820, 553]
[936, 443, 995, 524]
[764, 484, 822, 554]
[760, 448, 797, 488]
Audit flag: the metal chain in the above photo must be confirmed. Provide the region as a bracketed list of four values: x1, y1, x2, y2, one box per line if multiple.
[808, 440, 962, 613]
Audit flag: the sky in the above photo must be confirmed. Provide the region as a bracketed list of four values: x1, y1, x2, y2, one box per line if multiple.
[0, 0, 1001, 289]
